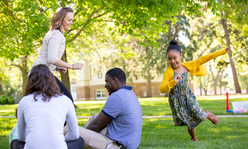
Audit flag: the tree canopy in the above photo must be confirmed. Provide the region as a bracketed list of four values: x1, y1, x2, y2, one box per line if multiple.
[1, 0, 248, 96]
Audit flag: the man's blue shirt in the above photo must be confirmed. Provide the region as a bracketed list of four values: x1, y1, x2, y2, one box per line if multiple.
[102, 86, 143, 149]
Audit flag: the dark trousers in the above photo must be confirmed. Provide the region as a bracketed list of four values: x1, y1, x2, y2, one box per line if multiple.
[10, 137, 85, 149]
[54, 76, 75, 126]
[55, 76, 74, 103]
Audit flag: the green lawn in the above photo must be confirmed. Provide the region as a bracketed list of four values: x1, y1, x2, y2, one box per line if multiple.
[0, 95, 248, 149]
[139, 117, 248, 149]
[76, 94, 248, 116]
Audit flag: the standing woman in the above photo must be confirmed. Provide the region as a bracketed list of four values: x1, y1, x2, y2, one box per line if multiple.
[29, 7, 83, 102]
[11, 64, 84, 149]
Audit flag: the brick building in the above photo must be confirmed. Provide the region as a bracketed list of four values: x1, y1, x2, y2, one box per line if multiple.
[71, 60, 166, 100]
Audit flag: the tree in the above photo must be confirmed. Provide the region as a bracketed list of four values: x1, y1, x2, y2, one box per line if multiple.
[220, 11, 241, 93]
[209, 60, 228, 95]
[0, 0, 50, 95]
[202, 72, 211, 95]
[187, 2, 245, 94]
[220, 0, 248, 35]
[1, 0, 207, 95]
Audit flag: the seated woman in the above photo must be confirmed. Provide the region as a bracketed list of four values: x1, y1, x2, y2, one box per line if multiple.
[11, 64, 84, 149]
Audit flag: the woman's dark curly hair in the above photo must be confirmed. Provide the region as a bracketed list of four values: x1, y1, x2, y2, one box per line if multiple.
[25, 64, 62, 101]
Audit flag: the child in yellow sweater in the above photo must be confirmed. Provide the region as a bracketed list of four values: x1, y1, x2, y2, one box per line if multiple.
[160, 40, 230, 141]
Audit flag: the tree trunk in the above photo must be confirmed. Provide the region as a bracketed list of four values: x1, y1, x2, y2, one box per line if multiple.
[145, 45, 152, 97]
[203, 89, 207, 95]
[219, 79, 222, 95]
[221, 11, 241, 93]
[219, 71, 223, 95]
[199, 77, 202, 96]
[61, 51, 71, 92]
[210, 66, 218, 95]
[0, 77, 3, 95]
[168, 20, 172, 41]
[21, 55, 28, 96]
[202, 75, 209, 96]
[146, 72, 152, 97]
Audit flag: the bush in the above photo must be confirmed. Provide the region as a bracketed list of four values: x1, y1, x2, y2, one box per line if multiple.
[0, 94, 14, 104]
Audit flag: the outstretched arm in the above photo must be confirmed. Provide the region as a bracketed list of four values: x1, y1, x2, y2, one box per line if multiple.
[194, 49, 228, 66]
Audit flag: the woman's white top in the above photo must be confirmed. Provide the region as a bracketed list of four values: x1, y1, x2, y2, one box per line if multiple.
[17, 94, 79, 149]
[30, 30, 65, 74]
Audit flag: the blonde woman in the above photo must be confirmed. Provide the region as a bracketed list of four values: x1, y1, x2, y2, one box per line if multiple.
[29, 7, 83, 102]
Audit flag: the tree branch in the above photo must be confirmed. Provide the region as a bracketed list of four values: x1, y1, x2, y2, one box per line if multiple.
[115, 0, 122, 4]
[67, 9, 109, 42]
[67, 9, 98, 42]
[74, 8, 83, 17]
[173, 23, 179, 39]
[11, 64, 22, 69]
[2, 0, 20, 26]
[102, 0, 108, 7]
[96, 19, 114, 22]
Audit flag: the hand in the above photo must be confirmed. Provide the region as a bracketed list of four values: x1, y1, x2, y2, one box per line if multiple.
[226, 47, 231, 52]
[72, 62, 83, 70]
[56, 67, 67, 73]
[173, 74, 181, 83]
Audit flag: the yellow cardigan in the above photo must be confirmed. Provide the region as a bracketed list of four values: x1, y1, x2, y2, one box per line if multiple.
[160, 49, 227, 93]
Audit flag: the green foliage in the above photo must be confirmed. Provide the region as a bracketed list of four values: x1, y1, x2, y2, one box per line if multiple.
[0, 95, 14, 105]
[1, 0, 247, 96]
[0, 0, 50, 60]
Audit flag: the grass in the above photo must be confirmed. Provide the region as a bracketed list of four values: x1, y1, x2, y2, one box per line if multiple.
[0, 95, 248, 149]
[75, 94, 248, 116]
[139, 117, 248, 149]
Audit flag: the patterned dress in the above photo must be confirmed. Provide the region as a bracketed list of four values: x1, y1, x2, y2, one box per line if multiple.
[169, 67, 207, 129]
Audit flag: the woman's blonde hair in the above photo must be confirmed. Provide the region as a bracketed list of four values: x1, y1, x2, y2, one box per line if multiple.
[49, 7, 73, 32]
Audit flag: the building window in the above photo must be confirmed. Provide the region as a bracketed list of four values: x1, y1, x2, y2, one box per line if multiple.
[97, 72, 102, 79]
[97, 66, 103, 79]
[96, 89, 105, 100]
[72, 85, 76, 92]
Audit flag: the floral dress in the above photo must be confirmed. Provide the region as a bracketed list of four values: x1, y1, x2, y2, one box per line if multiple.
[169, 67, 207, 129]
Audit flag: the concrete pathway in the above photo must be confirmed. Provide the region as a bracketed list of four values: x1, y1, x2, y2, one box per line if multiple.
[1, 115, 248, 118]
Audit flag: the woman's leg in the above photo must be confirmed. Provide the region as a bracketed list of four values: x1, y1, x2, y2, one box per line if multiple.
[188, 127, 198, 141]
[55, 76, 74, 103]
[10, 139, 25, 149]
[66, 137, 84, 149]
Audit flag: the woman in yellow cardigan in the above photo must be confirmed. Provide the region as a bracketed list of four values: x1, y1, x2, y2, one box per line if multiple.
[160, 40, 230, 141]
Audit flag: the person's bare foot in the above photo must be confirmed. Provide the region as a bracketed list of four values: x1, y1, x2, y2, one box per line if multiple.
[191, 137, 199, 142]
[205, 110, 219, 125]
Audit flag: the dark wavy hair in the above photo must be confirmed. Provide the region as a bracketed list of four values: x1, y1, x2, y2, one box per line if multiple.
[49, 7, 73, 32]
[166, 40, 182, 54]
[106, 68, 126, 83]
[25, 64, 62, 101]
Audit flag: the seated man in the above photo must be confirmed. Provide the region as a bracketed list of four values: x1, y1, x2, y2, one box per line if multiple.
[65, 68, 143, 149]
